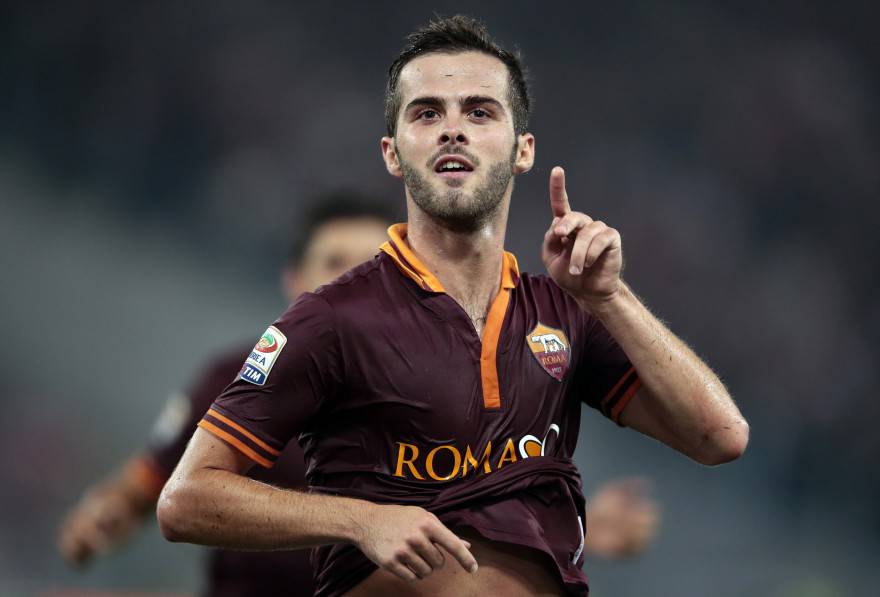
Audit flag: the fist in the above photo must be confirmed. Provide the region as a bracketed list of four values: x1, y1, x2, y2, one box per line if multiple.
[355, 504, 477, 582]
[585, 477, 660, 559]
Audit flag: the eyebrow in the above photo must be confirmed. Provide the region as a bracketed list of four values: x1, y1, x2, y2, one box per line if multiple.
[404, 95, 506, 113]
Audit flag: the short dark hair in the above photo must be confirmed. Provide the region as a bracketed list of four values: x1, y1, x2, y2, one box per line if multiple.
[384, 15, 531, 137]
[287, 191, 398, 264]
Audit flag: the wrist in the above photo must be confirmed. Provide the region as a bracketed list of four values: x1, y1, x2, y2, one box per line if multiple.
[338, 497, 378, 546]
[576, 281, 629, 318]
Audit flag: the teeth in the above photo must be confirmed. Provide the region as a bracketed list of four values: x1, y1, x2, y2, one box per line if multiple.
[441, 161, 465, 170]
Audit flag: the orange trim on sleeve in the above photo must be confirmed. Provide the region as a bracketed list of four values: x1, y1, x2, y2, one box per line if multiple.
[601, 366, 637, 407]
[198, 419, 274, 468]
[125, 456, 168, 499]
[207, 408, 281, 456]
[610, 377, 643, 423]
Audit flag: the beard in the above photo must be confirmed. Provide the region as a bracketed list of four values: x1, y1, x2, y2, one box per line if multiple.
[399, 144, 517, 233]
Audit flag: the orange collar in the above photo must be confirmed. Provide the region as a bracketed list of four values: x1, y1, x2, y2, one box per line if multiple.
[380, 223, 520, 293]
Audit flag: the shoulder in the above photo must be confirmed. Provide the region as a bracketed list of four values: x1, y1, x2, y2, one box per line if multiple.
[184, 343, 253, 410]
[313, 252, 394, 300]
[275, 253, 398, 334]
[312, 252, 409, 320]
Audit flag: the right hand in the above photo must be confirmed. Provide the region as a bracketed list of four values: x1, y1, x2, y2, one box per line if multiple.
[585, 477, 660, 559]
[57, 481, 149, 567]
[355, 504, 478, 582]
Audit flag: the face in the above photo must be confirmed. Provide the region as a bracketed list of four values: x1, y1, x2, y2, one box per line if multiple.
[282, 217, 389, 301]
[382, 51, 534, 232]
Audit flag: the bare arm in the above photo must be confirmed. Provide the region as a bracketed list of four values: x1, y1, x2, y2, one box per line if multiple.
[543, 166, 749, 465]
[588, 283, 748, 465]
[158, 428, 478, 580]
[58, 455, 163, 567]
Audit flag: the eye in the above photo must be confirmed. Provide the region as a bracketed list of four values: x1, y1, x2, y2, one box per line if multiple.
[418, 109, 440, 120]
[470, 108, 491, 119]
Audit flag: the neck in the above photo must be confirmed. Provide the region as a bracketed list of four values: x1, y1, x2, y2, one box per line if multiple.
[405, 196, 510, 335]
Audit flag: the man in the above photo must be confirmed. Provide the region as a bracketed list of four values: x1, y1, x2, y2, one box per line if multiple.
[58, 197, 392, 595]
[58, 194, 655, 594]
[159, 15, 745, 597]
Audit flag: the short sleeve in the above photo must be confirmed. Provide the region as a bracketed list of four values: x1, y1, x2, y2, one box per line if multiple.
[146, 348, 246, 477]
[198, 293, 342, 468]
[571, 315, 642, 425]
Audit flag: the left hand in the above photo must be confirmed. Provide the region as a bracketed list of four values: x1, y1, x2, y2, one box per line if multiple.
[541, 166, 623, 308]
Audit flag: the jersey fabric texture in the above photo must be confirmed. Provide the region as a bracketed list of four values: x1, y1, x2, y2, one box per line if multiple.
[144, 347, 315, 597]
[200, 224, 642, 596]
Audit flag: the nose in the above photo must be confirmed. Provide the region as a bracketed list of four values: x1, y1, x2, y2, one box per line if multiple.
[439, 117, 467, 145]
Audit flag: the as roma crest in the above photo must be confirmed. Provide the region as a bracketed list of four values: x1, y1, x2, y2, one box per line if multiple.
[526, 323, 570, 382]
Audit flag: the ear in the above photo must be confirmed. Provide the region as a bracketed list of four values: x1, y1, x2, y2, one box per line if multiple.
[513, 133, 535, 175]
[381, 137, 404, 178]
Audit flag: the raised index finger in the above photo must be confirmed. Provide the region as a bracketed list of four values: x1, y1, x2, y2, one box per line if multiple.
[429, 525, 478, 573]
[549, 166, 571, 218]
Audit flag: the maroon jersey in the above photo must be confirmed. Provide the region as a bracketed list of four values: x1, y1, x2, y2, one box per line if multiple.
[145, 347, 315, 597]
[200, 224, 641, 596]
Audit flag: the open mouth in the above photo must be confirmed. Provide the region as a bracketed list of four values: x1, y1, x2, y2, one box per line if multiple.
[434, 155, 475, 178]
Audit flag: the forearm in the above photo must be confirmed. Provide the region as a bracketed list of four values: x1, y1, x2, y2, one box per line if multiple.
[582, 282, 748, 463]
[158, 466, 371, 550]
[58, 455, 163, 566]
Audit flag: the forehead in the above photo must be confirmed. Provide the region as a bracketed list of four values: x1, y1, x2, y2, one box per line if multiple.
[397, 51, 510, 105]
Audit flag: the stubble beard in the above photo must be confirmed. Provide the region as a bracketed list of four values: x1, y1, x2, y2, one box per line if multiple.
[399, 144, 517, 233]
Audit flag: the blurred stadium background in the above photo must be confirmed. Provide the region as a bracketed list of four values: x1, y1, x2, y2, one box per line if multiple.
[1, 1, 878, 596]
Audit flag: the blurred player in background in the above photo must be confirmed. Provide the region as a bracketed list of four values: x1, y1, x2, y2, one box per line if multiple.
[59, 193, 658, 595]
[58, 195, 392, 596]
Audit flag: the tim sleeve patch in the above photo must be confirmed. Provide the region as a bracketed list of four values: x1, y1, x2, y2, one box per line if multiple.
[239, 325, 288, 386]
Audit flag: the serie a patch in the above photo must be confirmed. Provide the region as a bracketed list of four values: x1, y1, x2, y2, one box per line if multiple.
[239, 325, 287, 386]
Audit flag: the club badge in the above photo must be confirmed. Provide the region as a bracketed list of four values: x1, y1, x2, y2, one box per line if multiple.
[526, 323, 570, 381]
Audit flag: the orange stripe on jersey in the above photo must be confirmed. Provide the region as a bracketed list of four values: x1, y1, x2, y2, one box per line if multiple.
[382, 224, 521, 409]
[479, 253, 519, 409]
[198, 419, 274, 468]
[480, 286, 512, 409]
[601, 366, 637, 408]
[610, 377, 643, 424]
[380, 241, 432, 291]
[125, 455, 168, 499]
[380, 224, 445, 292]
[207, 408, 281, 456]
[499, 251, 521, 288]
